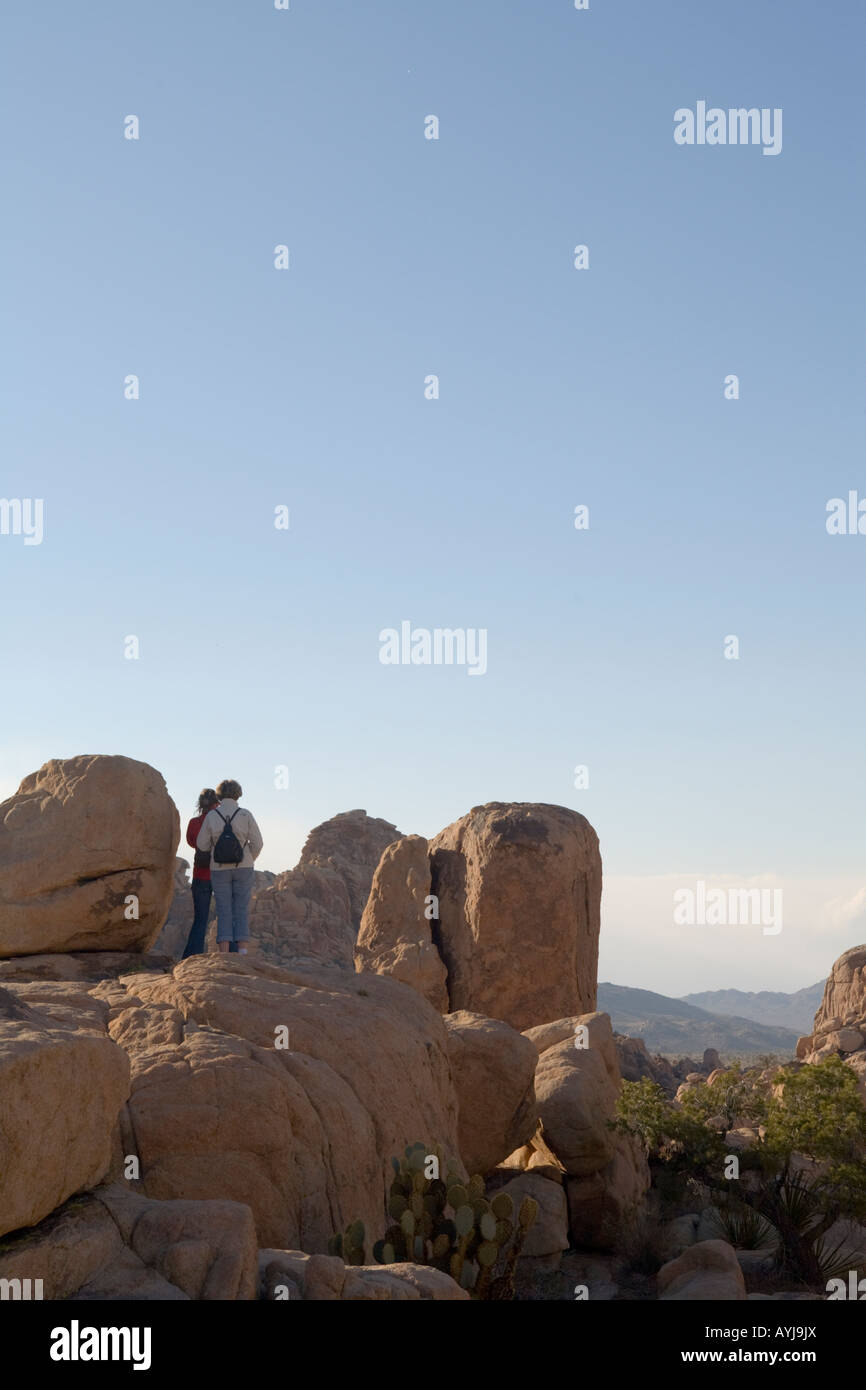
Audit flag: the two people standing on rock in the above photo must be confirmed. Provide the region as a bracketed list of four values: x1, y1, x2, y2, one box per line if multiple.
[183, 779, 264, 956]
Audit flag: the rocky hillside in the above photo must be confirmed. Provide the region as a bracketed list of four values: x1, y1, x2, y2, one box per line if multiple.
[682, 982, 824, 1035]
[598, 983, 798, 1056]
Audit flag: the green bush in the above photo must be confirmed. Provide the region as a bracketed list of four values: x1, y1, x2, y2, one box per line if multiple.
[614, 1058, 866, 1286]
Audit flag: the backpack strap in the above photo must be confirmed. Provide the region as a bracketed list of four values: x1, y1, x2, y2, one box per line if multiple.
[216, 810, 239, 826]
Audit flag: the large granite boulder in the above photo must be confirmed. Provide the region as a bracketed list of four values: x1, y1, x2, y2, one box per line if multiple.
[0, 987, 130, 1238]
[0, 1186, 257, 1300]
[509, 1011, 650, 1251]
[531, 1012, 621, 1177]
[0, 755, 179, 957]
[492, 1172, 569, 1258]
[614, 1033, 678, 1096]
[658, 1239, 747, 1300]
[428, 804, 600, 1031]
[442, 1010, 538, 1174]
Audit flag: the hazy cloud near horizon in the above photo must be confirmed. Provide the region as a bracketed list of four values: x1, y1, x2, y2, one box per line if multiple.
[600, 874, 865, 998]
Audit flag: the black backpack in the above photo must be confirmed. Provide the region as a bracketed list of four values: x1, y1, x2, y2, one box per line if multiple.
[213, 810, 245, 865]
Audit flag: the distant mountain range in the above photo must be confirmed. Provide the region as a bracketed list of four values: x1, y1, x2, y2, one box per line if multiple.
[681, 983, 824, 1035]
[597, 982, 805, 1058]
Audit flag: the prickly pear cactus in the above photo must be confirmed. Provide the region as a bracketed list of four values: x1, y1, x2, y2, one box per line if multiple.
[330, 1142, 539, 1299]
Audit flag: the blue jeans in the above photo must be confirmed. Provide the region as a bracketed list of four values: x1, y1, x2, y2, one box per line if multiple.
[211, 867, 254, 944]
[182, 879, 212, 958]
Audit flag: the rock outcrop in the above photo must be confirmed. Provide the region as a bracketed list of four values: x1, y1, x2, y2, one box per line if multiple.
[0, 1185, 258, 1300]
[249, 865, 355, 970]
[508, 1011, 650, 1250]
[812, 944, 866, 1030]
[253, 811, 401, 971]
[0, 772, 663, 1300]
[657, 1239, 747, 1301]
[0, 950, 173, 984]
[614, 1034, 677, 1096]
[0, 986, 130, 1238]
[357, 803, 601, 1032]
[0, 756, 179, 957]
[258, 1249, 468, 1300]
[113, 955, 464, 1250]
[356, 836, 447, 1009]
[492, 1172, 569, 1258]
[151, 858, 199, 959]
[797, 945, 866, 1099]
[299, 810, 401, 926]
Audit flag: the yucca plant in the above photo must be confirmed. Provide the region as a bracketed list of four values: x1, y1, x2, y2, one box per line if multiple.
[707, 1201, 776, 1251]
[760, 1170, 856, 1284]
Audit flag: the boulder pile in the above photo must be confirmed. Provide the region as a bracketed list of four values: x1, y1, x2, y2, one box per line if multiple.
[0, 759, 650, 1300]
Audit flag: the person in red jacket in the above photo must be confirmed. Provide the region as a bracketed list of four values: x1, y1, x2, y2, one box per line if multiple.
[182, 789, 219, 958]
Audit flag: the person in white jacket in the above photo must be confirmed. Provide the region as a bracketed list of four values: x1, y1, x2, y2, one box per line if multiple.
[196, 779, 264, 954]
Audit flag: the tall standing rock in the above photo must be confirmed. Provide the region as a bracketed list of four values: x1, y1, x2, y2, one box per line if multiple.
[355, 836, 447, 1009]
[0, 755, 179, 957]
[357, 803, 602, 1031]
[428, 803, 601, 1032]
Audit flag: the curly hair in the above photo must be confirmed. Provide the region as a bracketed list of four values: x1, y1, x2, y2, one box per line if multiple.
[216, 779, 243, 801]
[197, 788, 219, 814]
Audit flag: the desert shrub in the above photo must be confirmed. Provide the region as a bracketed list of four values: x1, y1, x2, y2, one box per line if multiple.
[680, 1067, 767, 1132]
[617, 1209, 668, 1276]
[615, 1058, 866, 1286]
[705, 1201, 775, 1250]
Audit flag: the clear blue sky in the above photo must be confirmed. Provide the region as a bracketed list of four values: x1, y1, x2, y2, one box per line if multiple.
[2, 1, 864, 994]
